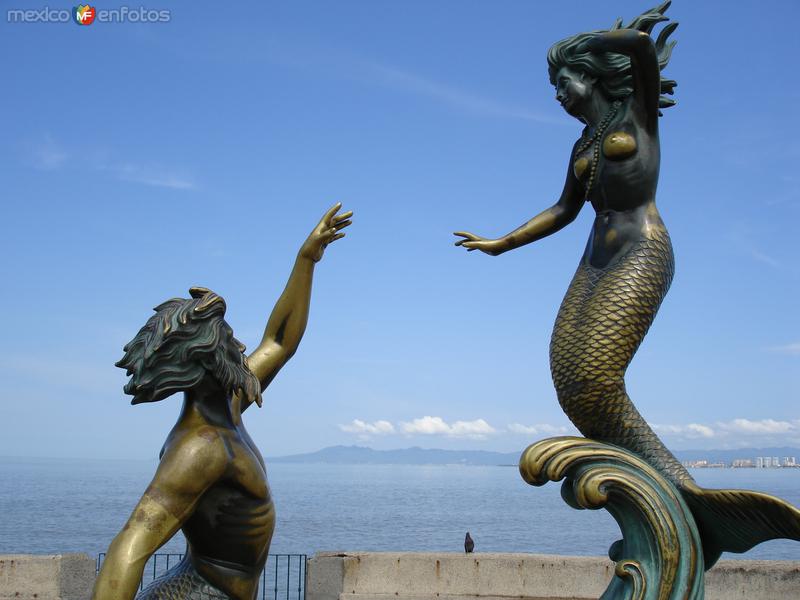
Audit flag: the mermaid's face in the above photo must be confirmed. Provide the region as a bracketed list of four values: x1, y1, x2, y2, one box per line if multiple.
[555, 66, 594, 117]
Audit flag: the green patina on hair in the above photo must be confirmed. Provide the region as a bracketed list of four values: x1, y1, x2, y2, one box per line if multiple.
[117, 287, 261, 406]
[547, 1, 678, 113]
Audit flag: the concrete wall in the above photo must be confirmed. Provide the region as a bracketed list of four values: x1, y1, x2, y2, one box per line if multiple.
[2, 552, 798, 600]
[307, 552, 800, 600]
[0, 554, 95, 600]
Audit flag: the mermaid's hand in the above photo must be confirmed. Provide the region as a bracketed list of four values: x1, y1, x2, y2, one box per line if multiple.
[453, 231, 506, 256]
[299, 202, 353, 263]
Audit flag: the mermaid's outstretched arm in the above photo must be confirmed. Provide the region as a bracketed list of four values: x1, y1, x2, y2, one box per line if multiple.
[454, 141, 584, 256]
[91, 430, 228, 600]
[241, 203, 351, 412]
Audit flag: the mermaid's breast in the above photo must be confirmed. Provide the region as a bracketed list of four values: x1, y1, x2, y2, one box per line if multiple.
[603, 131, 637, 160]
[573, 156, 590, 180]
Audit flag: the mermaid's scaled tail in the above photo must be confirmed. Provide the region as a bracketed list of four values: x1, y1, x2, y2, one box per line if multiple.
[549, 225, 800, 568]
[681, 482, 800, 568]
[549, 225, 692, 487]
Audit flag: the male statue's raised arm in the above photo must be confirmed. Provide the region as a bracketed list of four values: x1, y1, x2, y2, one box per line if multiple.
[241, 203, 351, 411]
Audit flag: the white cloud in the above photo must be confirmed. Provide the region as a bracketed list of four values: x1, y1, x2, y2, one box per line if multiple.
[338, 416, 498, 440]
[726, 225, 783, 270]
[449, 419, 496, 438]
[263, 42, 561, 124]
[508, 423, 572, 436]
[718, 418, 797, 435]
[653, 423, 716, 439]
[400, 416, 497, 439]
[336, 416, 800, 447]
[690, 424, 716, 438]
[748, 248, 781, 268]
[655, 419, 800, 439]
[652, 418, 800, 448]
[30, 133, 68, 170]
[768, 342, 800, 355]
[101, 162, 197, 190]
[24, 135, 196, 190]
[339, 419, 395, 435]
[363, 62, 558, 123]
[401, 416, 451, 435]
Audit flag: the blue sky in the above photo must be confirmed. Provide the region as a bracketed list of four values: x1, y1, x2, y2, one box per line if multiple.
[1, 1, 798, 459]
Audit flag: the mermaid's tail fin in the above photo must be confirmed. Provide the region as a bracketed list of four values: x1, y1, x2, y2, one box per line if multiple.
[681, 482, 800, 569]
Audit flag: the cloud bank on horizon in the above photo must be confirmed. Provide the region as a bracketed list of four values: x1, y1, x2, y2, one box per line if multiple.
[338, 417, 800, 449]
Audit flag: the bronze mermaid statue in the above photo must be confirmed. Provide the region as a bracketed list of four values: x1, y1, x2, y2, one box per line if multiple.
[92, 204, 352, 600]
[455, 1, 800, 568]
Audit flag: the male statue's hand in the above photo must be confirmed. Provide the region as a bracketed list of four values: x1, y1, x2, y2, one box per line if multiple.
[299, 202, 353, 263]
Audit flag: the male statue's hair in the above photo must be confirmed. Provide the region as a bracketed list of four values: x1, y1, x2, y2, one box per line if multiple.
[116, 286, 262, 407]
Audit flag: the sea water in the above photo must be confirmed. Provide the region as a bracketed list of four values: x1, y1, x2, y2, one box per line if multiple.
[1, 457, 798, 561]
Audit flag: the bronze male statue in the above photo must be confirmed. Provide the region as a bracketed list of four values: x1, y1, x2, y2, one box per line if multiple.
[92, 204, 351, 600]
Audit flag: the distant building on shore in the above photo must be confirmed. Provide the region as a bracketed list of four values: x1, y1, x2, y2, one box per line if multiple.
[681, 459, 725, 469]
[681, 456, 799, 469]
[753, 456, 798, 468]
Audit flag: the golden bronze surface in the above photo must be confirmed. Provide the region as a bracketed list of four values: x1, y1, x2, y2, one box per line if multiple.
[573, 156, 589, 179]
[603, 131, 637, 160]
[456, 0, 800, 573]
[520, 437, 702, 600]
[92, 204, 352, 600]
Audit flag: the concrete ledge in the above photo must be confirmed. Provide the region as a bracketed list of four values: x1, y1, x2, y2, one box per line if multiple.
[4, 552, 798, 600]
[0, 554, 95, 600]
[307, 552, 800, 600]
[705, 559, 800, 600]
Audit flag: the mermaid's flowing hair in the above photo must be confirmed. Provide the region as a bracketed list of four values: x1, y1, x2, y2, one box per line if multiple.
[116, 286, 261, 407]
[547, 1, 678, 113]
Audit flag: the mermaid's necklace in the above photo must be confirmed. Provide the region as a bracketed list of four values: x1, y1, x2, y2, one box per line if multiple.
[575, 99, 622, 198]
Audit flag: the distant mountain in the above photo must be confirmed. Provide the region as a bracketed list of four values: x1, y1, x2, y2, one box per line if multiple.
[269, 445, 520, 466]
[269, 445, 800, 467]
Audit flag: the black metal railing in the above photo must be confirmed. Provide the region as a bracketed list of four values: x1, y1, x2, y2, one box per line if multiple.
[96, 553, 307, 600]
